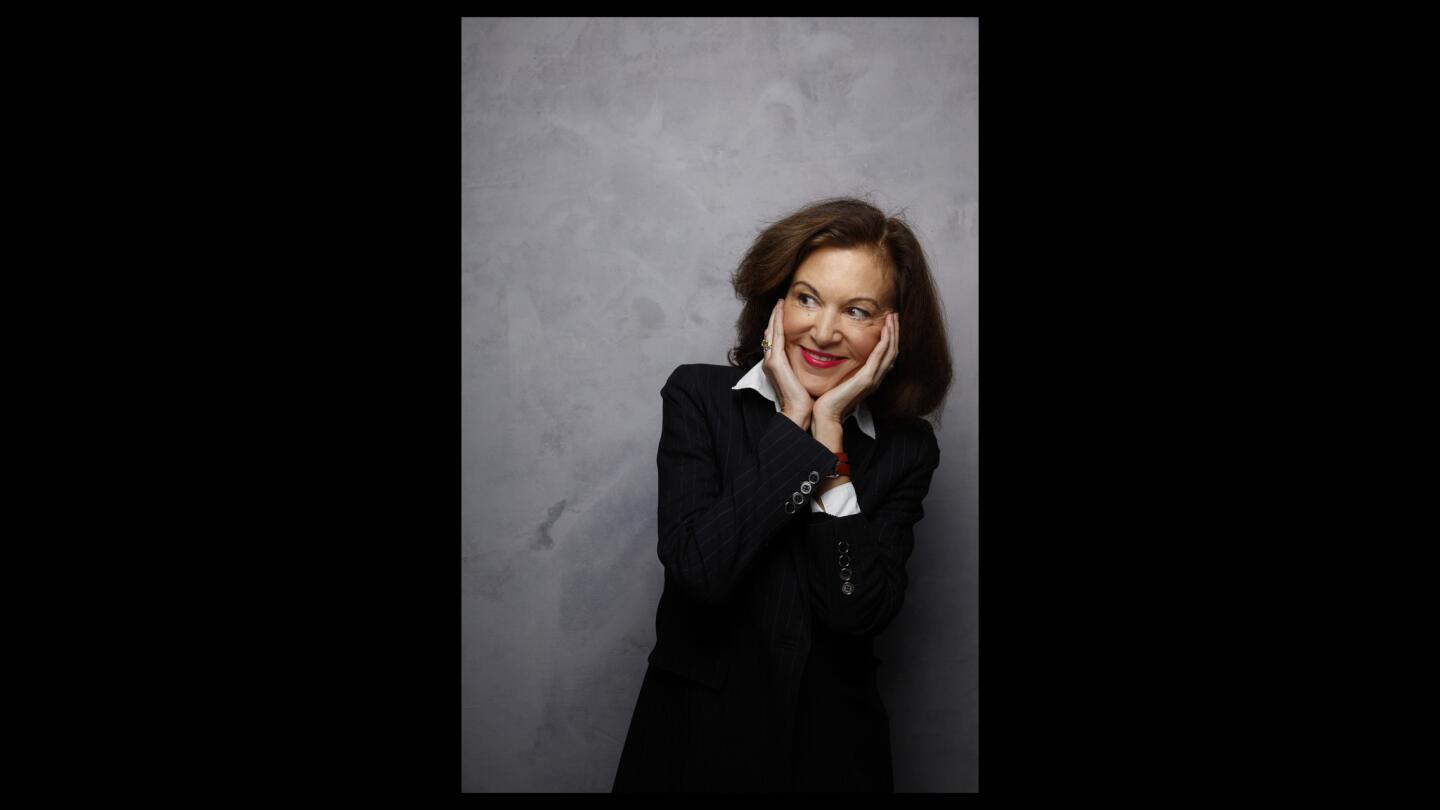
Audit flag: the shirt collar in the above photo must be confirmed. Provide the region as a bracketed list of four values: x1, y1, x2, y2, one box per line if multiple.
[731, 360, 877, 440]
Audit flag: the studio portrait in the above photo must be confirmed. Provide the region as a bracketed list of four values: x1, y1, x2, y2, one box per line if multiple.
[462, 17, 977, 793]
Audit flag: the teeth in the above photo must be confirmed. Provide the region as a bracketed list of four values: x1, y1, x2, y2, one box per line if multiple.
[807, 349, 841, 360]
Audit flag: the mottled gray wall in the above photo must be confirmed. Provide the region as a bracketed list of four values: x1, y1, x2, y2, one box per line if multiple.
[461, 18, 977, 793]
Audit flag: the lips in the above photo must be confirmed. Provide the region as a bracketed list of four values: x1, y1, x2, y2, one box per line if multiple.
[800, 347, 846, 368]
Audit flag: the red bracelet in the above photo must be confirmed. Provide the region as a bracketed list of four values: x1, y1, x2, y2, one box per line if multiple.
[830, 451, 850, 478]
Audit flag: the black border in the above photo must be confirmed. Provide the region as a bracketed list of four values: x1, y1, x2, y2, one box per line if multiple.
[188, 14, 1293, 796]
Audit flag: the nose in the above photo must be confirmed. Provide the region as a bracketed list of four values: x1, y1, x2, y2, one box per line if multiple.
[811, 308, 842, 346]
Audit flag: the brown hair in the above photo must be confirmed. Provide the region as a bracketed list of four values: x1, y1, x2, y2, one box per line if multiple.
[727, 197, 954, 427]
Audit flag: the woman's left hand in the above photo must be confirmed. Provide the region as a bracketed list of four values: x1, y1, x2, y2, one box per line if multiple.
[813, 312, 900, 426]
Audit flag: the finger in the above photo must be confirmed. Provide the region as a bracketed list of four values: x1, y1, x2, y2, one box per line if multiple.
[769, 300, 791, 364]
[776, 301, 798, 377]
[865, 318, 889, 376]
[883, 313, 898, 370]
[869, 316, 894, 382]
[867, 315, 889, 363]
[771, 299, 811, 411]
[776, 306, 808, 387]
[765, 300, 782, 362]
[776, 301, 795, 367]
[887, 314, 900, 373]
[879, 317, 896, 378]
[763, 302, 785, 403]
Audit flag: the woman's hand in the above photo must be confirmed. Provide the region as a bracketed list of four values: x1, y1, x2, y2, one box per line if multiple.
[813, 311, 900, 426]
[762, 299, 815, 430]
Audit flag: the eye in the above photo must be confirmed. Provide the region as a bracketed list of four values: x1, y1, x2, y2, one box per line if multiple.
[796, 293, 818, 307]
[847, 307, 872, 320]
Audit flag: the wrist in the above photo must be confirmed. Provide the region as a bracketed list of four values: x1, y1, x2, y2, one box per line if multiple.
[816, 474, 851, 495]
[783, 407, 812, 432]
[810, 420, 845, 453]
[811, 405, 843, 426]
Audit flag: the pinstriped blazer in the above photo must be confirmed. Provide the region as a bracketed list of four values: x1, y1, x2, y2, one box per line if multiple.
[631, 361, 941, 782]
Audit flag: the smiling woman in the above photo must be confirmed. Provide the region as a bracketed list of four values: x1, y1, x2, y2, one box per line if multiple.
[783, 249, 892, 395]
[730, 197, 952, 426]
[612, 196, 954, 793]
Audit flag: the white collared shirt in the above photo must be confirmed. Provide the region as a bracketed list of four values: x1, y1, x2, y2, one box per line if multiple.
[731, 360, 871, 516]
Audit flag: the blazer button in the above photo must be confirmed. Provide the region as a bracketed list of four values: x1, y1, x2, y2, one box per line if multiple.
[808, 471, 820, 484]
[791, 492, 805, 505]
[800, 481, 813, 495]
[841, 581, 855, 596]
[836, 540, 850, 553]
[838, 554, 851, 567]
[784, 500, 797, 514]
[839, 567, 852, 581]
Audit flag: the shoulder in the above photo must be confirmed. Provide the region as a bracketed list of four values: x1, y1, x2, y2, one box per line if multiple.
[662, 363, 746, 399]
[879, 414, 941, 469]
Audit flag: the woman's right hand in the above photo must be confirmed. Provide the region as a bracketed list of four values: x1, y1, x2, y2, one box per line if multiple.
[762, 298, 815, 430]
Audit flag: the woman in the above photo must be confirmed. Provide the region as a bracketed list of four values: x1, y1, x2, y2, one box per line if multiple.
[612, 197, 953, 793]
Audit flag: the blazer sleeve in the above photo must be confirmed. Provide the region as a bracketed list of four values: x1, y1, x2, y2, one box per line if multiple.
[798, 423, 941, 637]
[656, 364, 841, 606]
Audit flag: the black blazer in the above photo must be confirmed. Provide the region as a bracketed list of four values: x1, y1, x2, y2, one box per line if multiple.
[615, 362, 941, 792]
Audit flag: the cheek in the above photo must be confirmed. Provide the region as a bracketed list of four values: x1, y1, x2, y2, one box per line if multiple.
[852, 334, 881, 363]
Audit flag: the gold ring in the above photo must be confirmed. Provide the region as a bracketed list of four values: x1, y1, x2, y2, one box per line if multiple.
[760, 338, 772, 351]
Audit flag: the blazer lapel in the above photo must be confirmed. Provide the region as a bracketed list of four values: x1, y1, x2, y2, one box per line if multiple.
[843, 414, 878, 511]
[735, 379, 773, 462]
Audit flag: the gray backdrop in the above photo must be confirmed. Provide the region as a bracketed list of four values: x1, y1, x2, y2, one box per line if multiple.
[461, 17, 978, 793]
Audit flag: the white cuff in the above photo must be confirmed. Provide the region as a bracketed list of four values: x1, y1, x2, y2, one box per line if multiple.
[810, 481, 861, 516]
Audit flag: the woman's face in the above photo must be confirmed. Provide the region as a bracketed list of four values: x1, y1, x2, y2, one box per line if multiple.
[782, 246, 896, 399]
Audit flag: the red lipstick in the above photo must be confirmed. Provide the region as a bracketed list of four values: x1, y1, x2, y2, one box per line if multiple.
[800, 347, 846, 368]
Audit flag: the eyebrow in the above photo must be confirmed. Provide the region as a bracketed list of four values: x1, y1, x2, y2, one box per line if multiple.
[793, 281, 882, 308]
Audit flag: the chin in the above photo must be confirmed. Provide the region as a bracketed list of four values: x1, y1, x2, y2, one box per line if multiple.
[800, 376, 834, 398]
